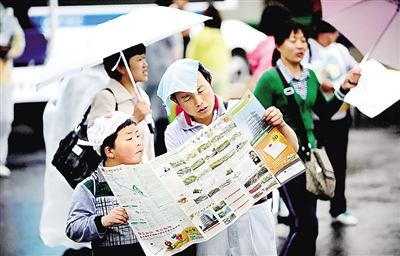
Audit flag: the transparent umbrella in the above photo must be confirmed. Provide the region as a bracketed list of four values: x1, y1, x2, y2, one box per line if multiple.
[322, 0, 399, 69]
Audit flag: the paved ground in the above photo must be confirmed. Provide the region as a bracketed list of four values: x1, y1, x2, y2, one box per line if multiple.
[1, 125, 399, 255]
[277, 125, 400, 256]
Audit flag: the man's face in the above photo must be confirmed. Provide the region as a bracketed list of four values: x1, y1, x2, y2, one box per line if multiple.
[174, 71, 215, 125]
[112, 123, 143, 165]
[128, 54, 148, 83]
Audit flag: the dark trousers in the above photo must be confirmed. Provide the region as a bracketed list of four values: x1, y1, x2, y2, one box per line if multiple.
[313, 113, 351, 217]
[278, 173, 319, 256]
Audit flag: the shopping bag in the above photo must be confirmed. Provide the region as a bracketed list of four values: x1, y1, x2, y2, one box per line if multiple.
[305, 148, 336, 200]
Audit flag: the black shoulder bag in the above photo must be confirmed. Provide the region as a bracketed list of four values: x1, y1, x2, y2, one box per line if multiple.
[51, 88, 118, 189]
[275, 67, 335, 200]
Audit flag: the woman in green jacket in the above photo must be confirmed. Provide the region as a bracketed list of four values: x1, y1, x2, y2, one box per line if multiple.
[254, 20, 360, 256]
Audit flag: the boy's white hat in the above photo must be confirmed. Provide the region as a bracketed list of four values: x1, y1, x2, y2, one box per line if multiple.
[157, 58, 211, 116]
[80, 111, 133, 156]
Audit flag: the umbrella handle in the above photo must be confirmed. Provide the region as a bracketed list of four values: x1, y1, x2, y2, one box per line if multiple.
[119, 51, 156, 134]
[360, 6, 398, 67]
[119, 51, 142, 100]
[145, 114, 156, 134]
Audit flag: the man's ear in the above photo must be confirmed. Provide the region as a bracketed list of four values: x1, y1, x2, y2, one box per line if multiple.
[170, 96, 179, 105]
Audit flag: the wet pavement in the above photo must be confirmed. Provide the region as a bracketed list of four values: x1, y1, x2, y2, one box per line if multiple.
[277, 125, 400, 256]
[1, 125, 399, 256]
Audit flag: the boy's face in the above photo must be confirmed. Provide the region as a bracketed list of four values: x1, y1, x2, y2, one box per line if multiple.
[112, 123, 143, 165]
[126, 54, 148, 83]
[174, 71, 215, 125]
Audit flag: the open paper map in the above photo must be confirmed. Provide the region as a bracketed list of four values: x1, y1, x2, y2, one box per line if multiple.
[100, 90, 306, 255]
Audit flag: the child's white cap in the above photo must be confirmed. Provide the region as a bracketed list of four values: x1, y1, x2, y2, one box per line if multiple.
[80, 111, 134, 156]
[157, 58, 211, 116]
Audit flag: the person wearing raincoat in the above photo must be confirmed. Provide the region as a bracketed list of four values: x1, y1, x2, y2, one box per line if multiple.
[185, 4, 231, 101]
[40, 65, 109, 254]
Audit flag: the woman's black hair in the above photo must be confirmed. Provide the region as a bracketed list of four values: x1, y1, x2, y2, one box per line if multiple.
[155, 0, 172, 7]
[272, 20, 308, 65]
[258, 1, 292, 36]
[274, 20, 308, 45]
[310, 20, 337, 39]
[203, 4, 222, 29]
[170, 63, 212, 101]
[103, 43, 146, 81]
[100, 118, 136, 160]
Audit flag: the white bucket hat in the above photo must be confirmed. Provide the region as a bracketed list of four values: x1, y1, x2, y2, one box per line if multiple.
[157, 58, 211, 116]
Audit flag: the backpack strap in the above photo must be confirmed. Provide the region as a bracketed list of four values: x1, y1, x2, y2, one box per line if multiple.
[103, 88, 118, 111]
[79, 105, 92, 128]
[275, 66, 311, 161]
[307, 40, 312, 63]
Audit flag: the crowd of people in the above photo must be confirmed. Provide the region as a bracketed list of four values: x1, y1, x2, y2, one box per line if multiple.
[1, 1, 363, 255]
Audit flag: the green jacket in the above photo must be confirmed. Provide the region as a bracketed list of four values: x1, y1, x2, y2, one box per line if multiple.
[254, 67, 348, 149]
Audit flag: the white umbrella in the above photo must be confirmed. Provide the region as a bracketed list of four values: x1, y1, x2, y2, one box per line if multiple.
[36, 6, 211, 132]
[36, 6, 211, 88]
[322, 0, 399, 69]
